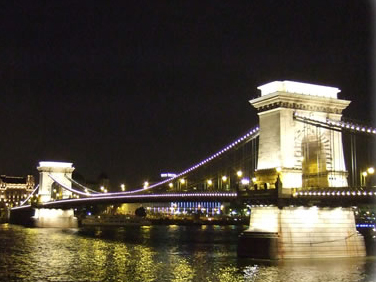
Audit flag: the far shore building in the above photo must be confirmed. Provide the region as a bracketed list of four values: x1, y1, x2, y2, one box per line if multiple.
[0, 175, 35, 208]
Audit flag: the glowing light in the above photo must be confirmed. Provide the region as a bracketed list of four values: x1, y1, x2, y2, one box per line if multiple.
[168, 183, 173, 188]
[276, 167, 282, 173]
[241, 178, 250, 185]
[38, 161, 73, 168]
[237, 170, 243, 177]
[367, 167, 374, 174]
[221, 176, 227, 182]
[257, 80, 340, 98]
[180, 179, 186, 184]
[207, 179, 213, 186]
[160, 173, 177, 178]
[121, 184, 125, 191]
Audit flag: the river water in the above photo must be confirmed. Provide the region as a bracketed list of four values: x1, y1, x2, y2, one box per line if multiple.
[0, 224, 375, 282]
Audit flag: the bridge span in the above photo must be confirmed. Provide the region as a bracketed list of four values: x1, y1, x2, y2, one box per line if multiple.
[13, 192, 238, 209]
[9, 80, 375, 260]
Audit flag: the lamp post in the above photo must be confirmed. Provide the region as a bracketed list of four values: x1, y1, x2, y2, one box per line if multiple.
[365, 167, 374, 186]
[179, 178, 186, 191]
[360, 167, 374, 186]
[360, 171, 367, 186]
[207, 179, 213, 190]
[221, 175, 228, 191]
[236, 170, 243, 192]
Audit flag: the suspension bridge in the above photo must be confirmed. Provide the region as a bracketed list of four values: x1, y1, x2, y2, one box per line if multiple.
[10, 80, 375, 259]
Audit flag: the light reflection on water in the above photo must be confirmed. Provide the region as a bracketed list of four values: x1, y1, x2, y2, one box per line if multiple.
[0, 224, 375, 282]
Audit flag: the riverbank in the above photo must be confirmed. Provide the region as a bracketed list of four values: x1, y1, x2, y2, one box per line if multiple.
[80, 214, 249, 227]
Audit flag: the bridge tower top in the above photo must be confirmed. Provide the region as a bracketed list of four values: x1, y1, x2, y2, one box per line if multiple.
[253, 80, 350, 115]
[37, 161, 75, 203]
[250, 80, 350, 190]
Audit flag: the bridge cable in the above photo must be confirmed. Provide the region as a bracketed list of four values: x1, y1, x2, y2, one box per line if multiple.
[90, 125, 260, 196]
[19, 184, 39, 206]
[64, 175, 101, 194]
[48, 174, 93, 197]
[294, 113, 376, 136]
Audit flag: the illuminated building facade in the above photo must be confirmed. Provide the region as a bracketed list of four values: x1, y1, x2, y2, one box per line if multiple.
[0, 175, 35, 207]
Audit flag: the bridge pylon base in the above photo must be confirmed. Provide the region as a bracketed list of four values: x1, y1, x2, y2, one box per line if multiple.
[238, 206, 366, 259]
[33, 208, 78, 228]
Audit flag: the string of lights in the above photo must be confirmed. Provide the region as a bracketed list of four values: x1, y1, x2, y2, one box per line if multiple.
[294, 190, 376, 197]
[82, 125, 260, 197]
[19, 125, 258, 203]
[293, 112, 376, 135]
[39, 192, 238, 206]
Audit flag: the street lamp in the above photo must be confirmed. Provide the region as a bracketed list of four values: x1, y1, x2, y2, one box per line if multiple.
[179, 178, 187, 191]
[364, 167, 374, 186]
[360, 167, 374, 186]
[221, 175, 228, 191]
[361, 171, 368, 186]
[121, 184, 125, 191]
[237, 170, 243, 177]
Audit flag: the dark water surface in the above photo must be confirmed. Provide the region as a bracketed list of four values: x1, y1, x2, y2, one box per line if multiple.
[0, 224, 375, 282]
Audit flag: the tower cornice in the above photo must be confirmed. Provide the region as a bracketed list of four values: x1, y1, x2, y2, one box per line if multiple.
[250, 91, 351, 114]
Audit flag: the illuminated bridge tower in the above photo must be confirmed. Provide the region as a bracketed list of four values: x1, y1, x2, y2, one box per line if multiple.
[38, 161, 75, 202]
[250, 80, 350, 190]
[239, 81, 365, 259]
[33, 161, 77, 228]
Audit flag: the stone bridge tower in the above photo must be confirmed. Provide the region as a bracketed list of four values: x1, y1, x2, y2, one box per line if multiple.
[240, 81, 365, 260]
[37, 161, 75, 202]
[250, 80, 350, 190]
[33, 161, 77, 228]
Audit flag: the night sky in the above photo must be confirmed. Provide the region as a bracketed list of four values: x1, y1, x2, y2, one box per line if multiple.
[0, 1, 374, 189]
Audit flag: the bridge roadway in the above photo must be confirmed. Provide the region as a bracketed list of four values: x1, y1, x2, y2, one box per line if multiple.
[17, 192, 238, 210]
[238, 186, 376, 207]
[12, 186, 376, 211]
